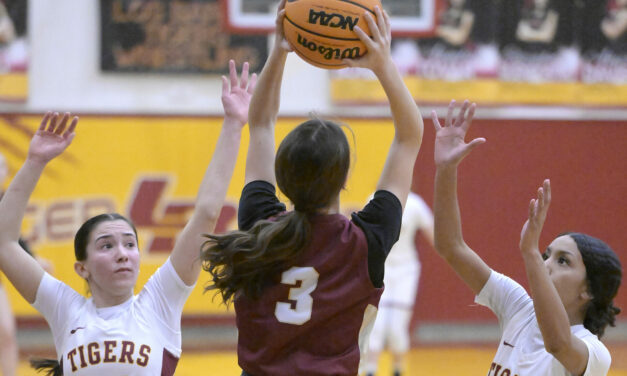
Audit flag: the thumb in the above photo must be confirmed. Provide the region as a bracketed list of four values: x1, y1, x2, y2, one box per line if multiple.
[466, 137, 486, 151]
[458, 137, 485, 159]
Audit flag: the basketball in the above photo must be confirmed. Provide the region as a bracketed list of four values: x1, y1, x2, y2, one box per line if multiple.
[283, 0, 382, 69]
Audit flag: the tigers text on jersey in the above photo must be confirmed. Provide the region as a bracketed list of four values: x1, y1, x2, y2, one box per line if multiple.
[32, 258, 193, 375]
[476, 270, 611, 376]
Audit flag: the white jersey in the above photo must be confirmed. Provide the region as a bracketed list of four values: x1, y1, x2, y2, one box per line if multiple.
[475, 270, 611, 376]
[385, 192, 433, 267]
[33, 258, 194, 375]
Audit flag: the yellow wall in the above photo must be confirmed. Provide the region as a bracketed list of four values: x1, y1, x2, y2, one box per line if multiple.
[0, 114, 394, 316]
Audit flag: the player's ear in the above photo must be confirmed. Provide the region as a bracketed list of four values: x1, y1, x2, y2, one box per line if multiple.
[580, 287, 593, 302]
[74, 261, 89, 280]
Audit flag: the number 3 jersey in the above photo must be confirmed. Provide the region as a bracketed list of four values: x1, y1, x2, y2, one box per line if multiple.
[235, 181, 402, 376]
[32, 257, 194, 375]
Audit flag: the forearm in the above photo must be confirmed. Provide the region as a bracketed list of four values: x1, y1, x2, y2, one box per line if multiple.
[521, 249, 573, 352]
[195, 118, 243, 221]
[375, 63, 423, 147]
[0, 159, 46, 243]
[248, 47, 288, 128]
[433, 166, 465, 255]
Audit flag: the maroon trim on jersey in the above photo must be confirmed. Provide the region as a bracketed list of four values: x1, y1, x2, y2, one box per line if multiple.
[161, 349, 179, 376]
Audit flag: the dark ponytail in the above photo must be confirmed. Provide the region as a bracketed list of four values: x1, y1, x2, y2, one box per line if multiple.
[202, 117, 351, 304]
[202, 211, 311, 303]
[30, 357, 62, 376]
[564, 232, 622, 338]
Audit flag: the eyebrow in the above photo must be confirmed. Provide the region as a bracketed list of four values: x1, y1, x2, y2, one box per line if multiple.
[95, 233, 136, 241]
[545, 246, 574, 257]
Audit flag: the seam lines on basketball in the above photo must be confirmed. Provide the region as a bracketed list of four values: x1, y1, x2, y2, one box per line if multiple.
[285, 15, 361, 41]
[297, 50, 346, 68]
[338, 0, 377, 15]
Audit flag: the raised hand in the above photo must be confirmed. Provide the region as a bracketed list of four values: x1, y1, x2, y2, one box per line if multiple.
[432, 100, 485, 168]
[28, 112, 78, 165]
[344, 6, 392, 74]
[274, 0, 293, 52]
[520, 179, 551, 254]
[221, 60, 257, 126]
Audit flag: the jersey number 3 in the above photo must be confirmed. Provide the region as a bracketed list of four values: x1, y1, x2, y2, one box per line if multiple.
[274, 266, 320, 325]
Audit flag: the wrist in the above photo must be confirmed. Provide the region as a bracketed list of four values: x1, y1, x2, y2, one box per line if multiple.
[521, 247, 543, 263]
[221, 117, 245, 133]
[24, 156, 50, 170]
[435, 163, 459, 174]
[372, 58, 398, 81]
[270, 44, 289, 60]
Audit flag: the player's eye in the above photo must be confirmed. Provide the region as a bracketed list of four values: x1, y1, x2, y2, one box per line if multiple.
[541, 252, 548, 261]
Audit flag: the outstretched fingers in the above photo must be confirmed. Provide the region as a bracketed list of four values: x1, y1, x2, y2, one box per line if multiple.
[54, 113, 71, 135]
[542, 179, 551, 206]
[39, 112, 52, 131]
[247, 73, 258, 94]
[462, 103, 476, 132]
[44, 112, 59, 133]
[445, 100, 456, 127]
[454, 100, 469, 126]
[431, 110, 442, 131]
[221, 75, 229, 98]
[465, 135, 486, 152]
[63, 116, 79, 141]
[529, 179, 551, 223]
[239, 62, 250, 89]
[228, 59, 239, 91]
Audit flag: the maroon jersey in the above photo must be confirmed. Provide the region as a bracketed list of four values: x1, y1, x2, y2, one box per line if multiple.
[235, 181, 402, 376]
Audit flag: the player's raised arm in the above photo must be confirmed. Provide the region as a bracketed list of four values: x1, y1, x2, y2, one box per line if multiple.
[432, 100, 490, 295]
[0, 113, 78, 303]
[245, 0, 291, 185]
[344, 6, 423, 208]
[170, 60, 256, 286]
[519, 181, 590, 374]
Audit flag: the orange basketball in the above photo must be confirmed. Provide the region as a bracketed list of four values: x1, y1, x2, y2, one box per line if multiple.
[283, 0, 382, 69]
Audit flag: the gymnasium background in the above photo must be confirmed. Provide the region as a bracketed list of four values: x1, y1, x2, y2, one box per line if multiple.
[1, 0, 626, 371]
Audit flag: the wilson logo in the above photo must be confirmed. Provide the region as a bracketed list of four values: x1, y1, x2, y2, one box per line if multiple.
[308, 9, 359, 30]
[296, 34, 362, 61]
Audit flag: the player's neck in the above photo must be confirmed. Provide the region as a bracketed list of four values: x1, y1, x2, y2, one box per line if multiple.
[92, 289, 134, 309]
[319, 196, 340, 215]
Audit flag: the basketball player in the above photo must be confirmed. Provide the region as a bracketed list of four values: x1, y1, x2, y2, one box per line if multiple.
[0, 60, 256, 375]
[364, 191, 434, 376]
[201, 2, 424, 375]
[432, 100, 621, 375]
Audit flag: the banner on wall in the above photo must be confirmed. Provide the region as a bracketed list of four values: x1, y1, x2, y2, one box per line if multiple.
[0, 0, 28, 102]
[331, 0, 627, 107]
[100, 0, 269, 74]
[0, 114, 393, 316]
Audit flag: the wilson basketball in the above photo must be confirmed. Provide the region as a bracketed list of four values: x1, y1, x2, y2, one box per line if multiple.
[283, 0, 382, 69]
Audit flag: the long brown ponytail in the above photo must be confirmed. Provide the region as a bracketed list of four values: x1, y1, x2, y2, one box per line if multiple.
[201, 118, 350, 304]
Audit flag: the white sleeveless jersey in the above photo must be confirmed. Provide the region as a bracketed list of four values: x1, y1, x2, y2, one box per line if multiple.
[385, 192, 433, 267]
[33, 258, 194, 375]
[475, 270, 611, 376]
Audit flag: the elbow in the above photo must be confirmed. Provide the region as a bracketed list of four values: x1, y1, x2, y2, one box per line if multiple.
[433, 238, 460, 260]
[433, 233, 470, 262]
[543, 334, 572, 356]
[196, 203, 222, 227]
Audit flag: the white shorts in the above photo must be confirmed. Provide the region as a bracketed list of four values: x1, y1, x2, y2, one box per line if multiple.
[369, 262, 420, 354]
